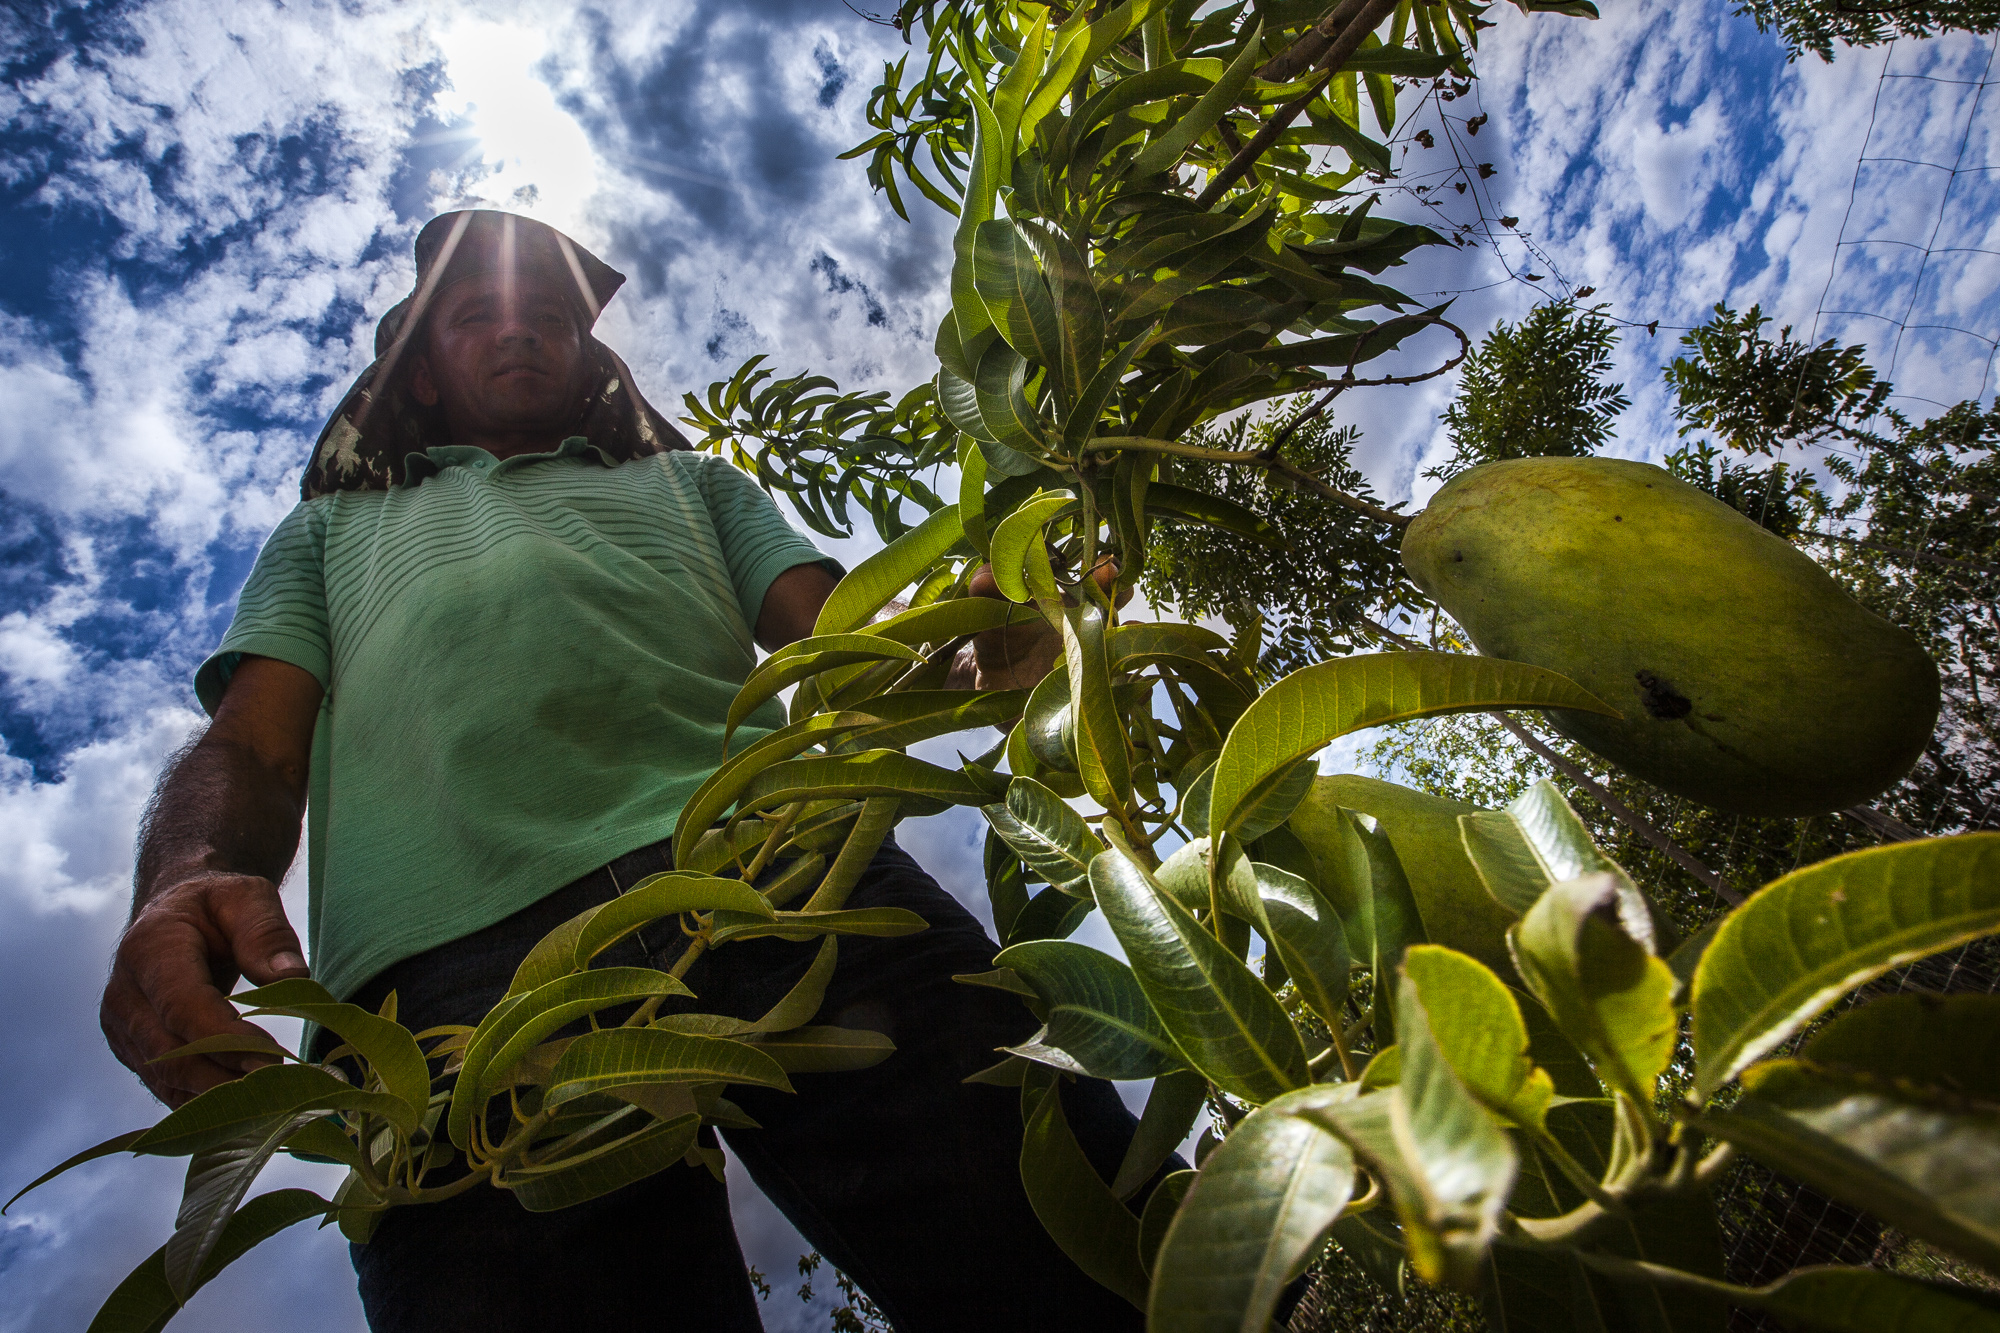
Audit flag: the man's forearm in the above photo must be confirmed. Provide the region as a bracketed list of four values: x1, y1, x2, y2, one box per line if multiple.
[132, 733, 306, 913]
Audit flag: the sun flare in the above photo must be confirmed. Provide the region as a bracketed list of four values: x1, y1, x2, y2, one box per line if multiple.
[433, 20, 599, 236]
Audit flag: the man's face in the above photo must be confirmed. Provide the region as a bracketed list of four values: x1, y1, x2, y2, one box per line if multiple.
[409, 271, 588, 443]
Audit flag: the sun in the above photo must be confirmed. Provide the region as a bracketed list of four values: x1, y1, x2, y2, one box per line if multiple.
[431, 19, 599, 236]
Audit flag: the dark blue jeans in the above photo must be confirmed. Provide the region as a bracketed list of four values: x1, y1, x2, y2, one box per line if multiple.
[333, 837, 1164, 1332]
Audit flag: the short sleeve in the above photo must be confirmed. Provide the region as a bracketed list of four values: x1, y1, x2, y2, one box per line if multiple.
[689, 455, 843, 628]
[194, 502, 332, 714]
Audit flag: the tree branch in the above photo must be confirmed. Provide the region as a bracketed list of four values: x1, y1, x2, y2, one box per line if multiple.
[1808, 528, 1997, 577]
[1255, 0, 1373, 82]
[1194, 0, 1401, 208]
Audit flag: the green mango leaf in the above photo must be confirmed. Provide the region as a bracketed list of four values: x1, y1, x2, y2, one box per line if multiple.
[1022, 220, 1105, 402]
[232, 979, 433, 1125]
[573, 873, 774, 969]
[1127, 21, 1264, 178]
[1691, 833, 2000, 1102]
[1112, 1068, 1207, 1200]
[7, 1128, 147, 1213]
[950, 82, 1007, 347]
[860, 596, 1028, 649]
[1022, 659, 1077, 772]
[737, 750, 992, 811]
[983, 775, 1106, 896]
[672, 713, 880, 867]
[709, 905, 928, 945]
[1509, 874, 1677, 1106]
[1253, 861, 1352, 1031]
[1391, 972, 1519, 1288]
[959, 432, 992, 554]
[725, 635, 924, 744]
[1309, 807, 1426, 1043]
[994, 939, 1187, 1079]
[85, 1188, 328, 1333]
[505, 1113, 700, 1213]
[1700, 994, 2000, 1275]
[1293, 774, 1517, 981]
[1744, 1265, 2000, 1332]
[1137, 480, 1286, 551]
[163, 1113, 317, 1301]
[814, 503, 966, 635]
[1063, 331, 1148, 451]
[990, 490, 1073, 603]
[748, 1025, 896, 1074]
[545, 1028, 793, 1106]
[1139, 1169, 1195, 1276]
[1008, 883, 1096, 944]
[1459, 779, 1630, 917]
[1207, 652, 1615, 839]
[1064, 600, 1133, 811]
[1149, 1082, 1357, 1333]
[130, 1064, 415, 1159]
[973, 339, 1046, 452]
[1482, 1242, 1608, 1333]
[1090, 848, 1308, 1104]
[1401, 945, 1554, 1131]
[939, 364, 997, 443]
[1796, 992, 2000, 1101]
[1021, 1079, 1149, 1309]
[481, 968, 692, 1091]
[974, 219, 1068, 388]
[749, 937, 839, 1034]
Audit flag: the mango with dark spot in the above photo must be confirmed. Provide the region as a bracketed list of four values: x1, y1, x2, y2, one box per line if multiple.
[1401, 456, 1939, 817]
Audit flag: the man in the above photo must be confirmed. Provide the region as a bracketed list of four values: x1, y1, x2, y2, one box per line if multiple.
[99, 211, 1153, 1332]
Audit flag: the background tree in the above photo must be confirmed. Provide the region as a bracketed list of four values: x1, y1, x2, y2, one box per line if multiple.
[1427, 300, 1629, 481]
[1733, 0, 2000, 60]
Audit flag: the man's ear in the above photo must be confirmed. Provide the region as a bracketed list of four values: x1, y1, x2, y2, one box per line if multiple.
[409, 354, 439, 407]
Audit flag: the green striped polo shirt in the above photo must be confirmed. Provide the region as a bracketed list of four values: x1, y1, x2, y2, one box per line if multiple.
[197, 439, 836, 1002]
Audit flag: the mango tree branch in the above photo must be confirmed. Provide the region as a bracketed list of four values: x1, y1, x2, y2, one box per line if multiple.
[1195, 0, 1401, 207]
[1256, 0, 1374, 82]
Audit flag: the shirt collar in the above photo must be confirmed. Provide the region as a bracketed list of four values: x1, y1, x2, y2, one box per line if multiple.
[397, 436, 617, 487]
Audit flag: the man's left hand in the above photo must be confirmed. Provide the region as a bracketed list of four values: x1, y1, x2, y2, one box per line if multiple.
[957, 557, 1128, 693]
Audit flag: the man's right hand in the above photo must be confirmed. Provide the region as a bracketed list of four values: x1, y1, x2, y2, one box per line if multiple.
[102, 872, 310, 1107]
[105, 654, 322, 1107]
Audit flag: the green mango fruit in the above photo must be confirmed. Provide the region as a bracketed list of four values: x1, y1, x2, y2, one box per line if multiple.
[1289, 773, 1518, 978]
[1401, 457, 1939, 817]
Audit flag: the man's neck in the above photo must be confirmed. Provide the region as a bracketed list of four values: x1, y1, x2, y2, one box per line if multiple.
[448, 429, 567, 461]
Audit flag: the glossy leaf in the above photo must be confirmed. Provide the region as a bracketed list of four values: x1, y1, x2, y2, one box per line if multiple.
[1021, 1080, 1149, 1309]
[815, 504, 966, 634]
[506, 1114, 700, 1213]
[232, 979, 432, 1124]
[974, 219, 1067, 384]
[1149, 1083, 1356, 1333]
[1391, 972, 1519, 1287]
[1459, 779, 1628, 917]
[1313, 807, 1427, 1044]
[1090, 849, 1308, 1104]
[1253, 861, 1352, 1030]
[973, 339, 1045, 452]
[989, 490, 1072, 604]
[1139, 1170, 1195, 1277]
[860, 595, 1027, 648]
[1127, 22, 1263, 179]
[130, 1064, 415, 1159]
[708, 905, 928, 946]
[1112, 1069, 1207, 1200]
[994, 939, 1187, 1079]
[1691, 833, 2000, 1102]
[749, 937, 840, 1034]
[736, 749, 991, 811]
[479, 968, 692, 1091]
[1702, 1000, 2000, 1274]
[1401, 945, 1553, 1131]
[671, 712, 880, 867]
[1510, 874, 1677, 1106]
[725, 635, 924, 743]
[949, 82, 1006, 346]
[1207, 653, 1615, 838]
[163, 1113, 315, 1301]
[1745, 1265, 2000, 1333]
[6, 1128, 146, 1212]
[1064, 599, 1133, 810]
[984, 775, 1104, 896]
[84, 1189, 327, 1333]
[749, 1026, 896, 1074]
[573, 874, 774, 968]
[544, 1028, 793, 1106]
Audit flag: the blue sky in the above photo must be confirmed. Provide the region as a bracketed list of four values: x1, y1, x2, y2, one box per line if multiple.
[0, 2, 1994, 1329]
